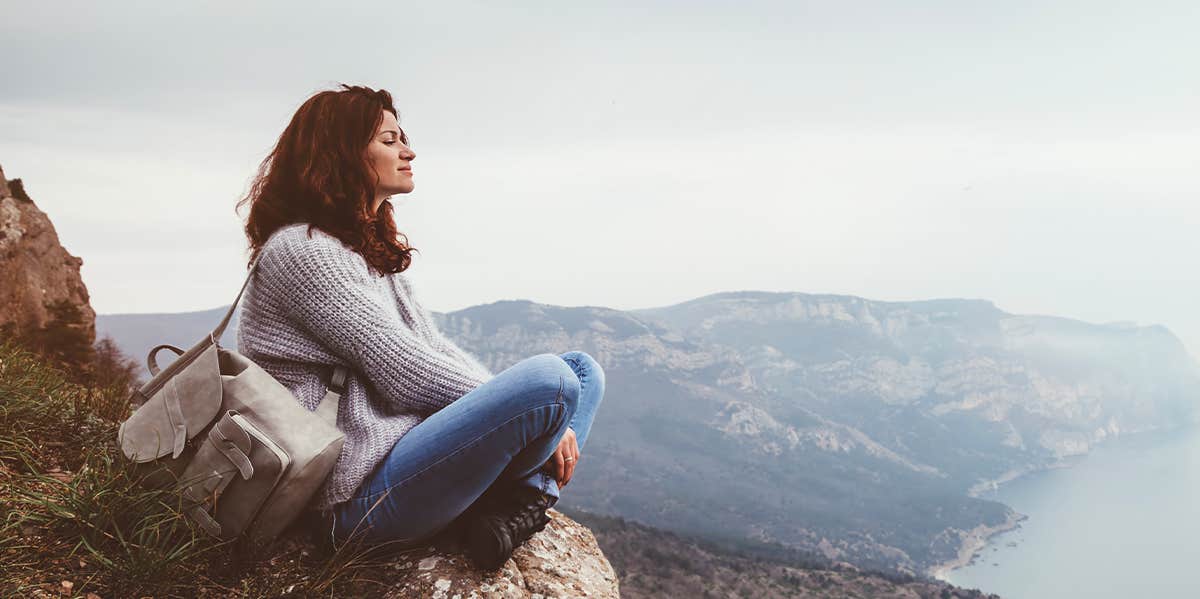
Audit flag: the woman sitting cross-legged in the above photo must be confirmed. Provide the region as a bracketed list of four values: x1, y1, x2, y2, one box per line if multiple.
[235, 83, 605, 570]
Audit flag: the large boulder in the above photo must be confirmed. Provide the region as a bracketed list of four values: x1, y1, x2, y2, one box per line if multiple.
[377, 509, 619, 598]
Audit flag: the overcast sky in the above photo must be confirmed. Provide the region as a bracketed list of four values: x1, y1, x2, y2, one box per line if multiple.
[2, 1, 1198, 356]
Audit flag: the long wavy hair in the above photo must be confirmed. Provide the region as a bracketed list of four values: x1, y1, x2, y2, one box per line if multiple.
[236, 83, 416, 277]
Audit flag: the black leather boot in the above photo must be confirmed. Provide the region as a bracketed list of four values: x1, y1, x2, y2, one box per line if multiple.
[463, 485, 552, 571]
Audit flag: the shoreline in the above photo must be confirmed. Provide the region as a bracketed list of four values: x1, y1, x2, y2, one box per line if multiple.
[929, 509, 1026, 582]
[966, 459, 1074, 499]
[930, 424, 1198, 582]
[928, 459, 1068, 580]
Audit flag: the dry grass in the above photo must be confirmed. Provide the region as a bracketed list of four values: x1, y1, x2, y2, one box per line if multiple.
[0, 338, 389, 598]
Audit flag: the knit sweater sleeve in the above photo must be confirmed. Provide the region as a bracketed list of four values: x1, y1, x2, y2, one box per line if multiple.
[259, 228, 487, 413]
[434, 332, 494, 380]
[396, 276, 494, 380]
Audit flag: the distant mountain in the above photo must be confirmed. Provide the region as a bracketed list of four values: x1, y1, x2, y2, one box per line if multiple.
[97, 306, 236, 377]
[97, 290, 1200, 577]
[633, 292, 1197, 463]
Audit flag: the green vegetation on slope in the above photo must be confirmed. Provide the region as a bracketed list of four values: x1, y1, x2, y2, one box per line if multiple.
[0, 338, 392, 598]
[567, 509, 1001, 599]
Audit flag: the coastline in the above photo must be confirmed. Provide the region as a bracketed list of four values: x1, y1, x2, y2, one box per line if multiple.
[929, 457, 1072, 581]
[966, 459, 1074, 499]
[929, 509, 1026, 582]
[931, 424, 1198, 582]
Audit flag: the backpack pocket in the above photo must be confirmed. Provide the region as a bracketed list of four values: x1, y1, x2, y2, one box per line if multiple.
[178, 410, 292, 539]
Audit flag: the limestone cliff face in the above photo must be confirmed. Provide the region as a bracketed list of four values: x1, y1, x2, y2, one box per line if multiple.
[0, 163, 95, 345]
[637, 292, 1199, 461]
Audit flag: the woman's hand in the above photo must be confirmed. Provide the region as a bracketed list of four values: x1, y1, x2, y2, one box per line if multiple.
[542, 427, 579, 488]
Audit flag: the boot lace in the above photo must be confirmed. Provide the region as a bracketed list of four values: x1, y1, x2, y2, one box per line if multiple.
[499, 494, 549, 544]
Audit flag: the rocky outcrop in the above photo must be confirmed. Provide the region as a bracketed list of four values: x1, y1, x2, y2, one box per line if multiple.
[376, 510, 619, 598]
[0, 163, 95, 345]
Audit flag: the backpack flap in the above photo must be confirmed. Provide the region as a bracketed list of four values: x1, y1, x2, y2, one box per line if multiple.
[118, 336, 224, 463]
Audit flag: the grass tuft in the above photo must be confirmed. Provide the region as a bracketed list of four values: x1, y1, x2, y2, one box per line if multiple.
[0, 338, 393, 597]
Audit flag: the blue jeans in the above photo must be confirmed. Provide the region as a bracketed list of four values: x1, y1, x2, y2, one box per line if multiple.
[331, 351, 605, 545]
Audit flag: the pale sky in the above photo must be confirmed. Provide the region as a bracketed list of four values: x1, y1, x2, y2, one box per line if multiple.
[2, 1, 1198, 356]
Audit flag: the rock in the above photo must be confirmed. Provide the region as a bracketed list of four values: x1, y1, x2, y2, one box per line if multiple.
[0, 162, 96, 346]
[379, 509, 619, 598]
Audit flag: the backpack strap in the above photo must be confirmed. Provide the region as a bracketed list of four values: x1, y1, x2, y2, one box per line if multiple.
[315, 365, 349, 426]
[211, 255, 261, 344]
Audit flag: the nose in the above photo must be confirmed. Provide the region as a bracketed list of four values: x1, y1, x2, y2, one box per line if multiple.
[401, 145, 415, 161]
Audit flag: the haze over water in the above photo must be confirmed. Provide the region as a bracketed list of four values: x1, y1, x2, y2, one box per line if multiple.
[948, 426, 1200, 598]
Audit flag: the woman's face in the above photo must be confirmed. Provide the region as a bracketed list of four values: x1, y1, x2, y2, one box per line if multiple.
[366, 110, 416, 200]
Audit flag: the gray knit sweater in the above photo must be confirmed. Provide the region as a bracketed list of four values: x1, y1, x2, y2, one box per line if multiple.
[236, 223, 493, 513]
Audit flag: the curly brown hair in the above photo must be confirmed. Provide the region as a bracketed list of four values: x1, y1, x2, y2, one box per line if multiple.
[236, 83, 417, 276]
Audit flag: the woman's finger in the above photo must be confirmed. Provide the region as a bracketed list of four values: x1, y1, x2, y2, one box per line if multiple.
[566, 441, 581, 485]
[558, 430, 577, 487]
[563, 456, 576, 487]
[554, 446, 566, 482]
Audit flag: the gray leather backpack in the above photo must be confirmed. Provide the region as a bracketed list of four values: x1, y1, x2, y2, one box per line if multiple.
[117, 258, 348, 544]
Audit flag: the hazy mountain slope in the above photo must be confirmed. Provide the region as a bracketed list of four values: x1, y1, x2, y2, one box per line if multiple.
[634, 291, 1198, 469]
[433, 300, 1015, 572]
[435, 295, 1198, 572]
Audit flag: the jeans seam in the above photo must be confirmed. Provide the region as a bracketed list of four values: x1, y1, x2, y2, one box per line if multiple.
[563, 355, 586, 431]
[544, 374, 564, 495]
[564, 355, 587, 390]
[353, 376, 567, 504]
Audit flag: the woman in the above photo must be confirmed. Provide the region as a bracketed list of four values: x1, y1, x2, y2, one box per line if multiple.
[234, 84, 605, 570]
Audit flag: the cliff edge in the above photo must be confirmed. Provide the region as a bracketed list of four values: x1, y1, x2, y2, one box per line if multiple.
[0, 163, 96, 345]
[367, 509, 619, 598]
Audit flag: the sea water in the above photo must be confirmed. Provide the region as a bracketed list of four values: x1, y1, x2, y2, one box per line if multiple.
[947, 426, 1200, 598]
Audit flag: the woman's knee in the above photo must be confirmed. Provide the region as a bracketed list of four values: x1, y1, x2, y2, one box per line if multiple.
[514, 353, 580, 414]
[560, 351, 605, 398]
